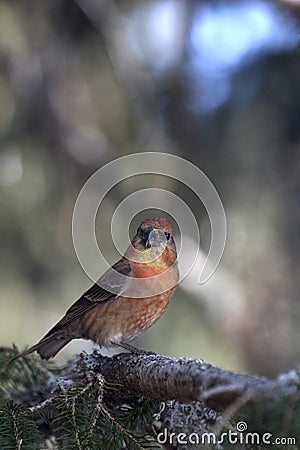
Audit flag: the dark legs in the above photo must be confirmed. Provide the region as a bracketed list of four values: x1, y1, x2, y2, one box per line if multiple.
[117, 341, 142, 353]
[112, 341, 155, 355]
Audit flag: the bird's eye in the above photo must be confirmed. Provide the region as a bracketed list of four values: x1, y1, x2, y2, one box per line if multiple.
[165, 232, 171, 241]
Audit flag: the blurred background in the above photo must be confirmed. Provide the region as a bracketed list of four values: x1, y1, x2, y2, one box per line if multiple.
[1, 0, 300, 377]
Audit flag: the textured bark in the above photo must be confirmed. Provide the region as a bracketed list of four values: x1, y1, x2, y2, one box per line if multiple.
[7, 348, 299, 415]
[4, 348, 300, 447]
[72, 350, 298, 412]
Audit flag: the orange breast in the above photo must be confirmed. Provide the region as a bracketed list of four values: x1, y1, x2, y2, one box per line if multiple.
[81, 287, 176, 347]
[81, 250, 179, 347]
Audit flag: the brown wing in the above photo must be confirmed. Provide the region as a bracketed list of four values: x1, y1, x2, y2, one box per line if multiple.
[83, 259, 131, 301]
[12, 259, 132, 360]
[43, 259, 132, 334]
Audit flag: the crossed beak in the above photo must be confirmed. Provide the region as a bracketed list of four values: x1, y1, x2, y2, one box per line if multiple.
[144, 229, 154, 249]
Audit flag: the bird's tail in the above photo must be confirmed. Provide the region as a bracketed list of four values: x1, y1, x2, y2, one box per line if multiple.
[12, 333, 72, 361]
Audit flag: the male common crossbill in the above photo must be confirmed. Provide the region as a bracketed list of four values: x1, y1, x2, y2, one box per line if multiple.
[18, 218, 179, 359]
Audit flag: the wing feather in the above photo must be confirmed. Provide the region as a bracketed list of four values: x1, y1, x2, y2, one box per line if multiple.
[43, 259, 131, 334]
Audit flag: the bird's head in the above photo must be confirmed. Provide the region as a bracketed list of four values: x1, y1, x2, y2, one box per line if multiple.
[126, 217, 177, 266]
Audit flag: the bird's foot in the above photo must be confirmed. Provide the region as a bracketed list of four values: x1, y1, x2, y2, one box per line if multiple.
[115, 341, 156, 355]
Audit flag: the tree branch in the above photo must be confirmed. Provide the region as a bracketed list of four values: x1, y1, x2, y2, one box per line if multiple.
[12, 349, 298, 415]
[74, 351, 298, 412]
[2, 347, 300, 446]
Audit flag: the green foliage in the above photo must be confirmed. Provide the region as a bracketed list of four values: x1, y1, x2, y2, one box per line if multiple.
[51, 376, 159, 449]
[0, 346, 55, 403]
[0, 347, 160, 450]
[0, 401, 42, 450]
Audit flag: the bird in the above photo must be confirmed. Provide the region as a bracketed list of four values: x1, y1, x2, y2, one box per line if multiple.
[15, 217, 179, 360]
